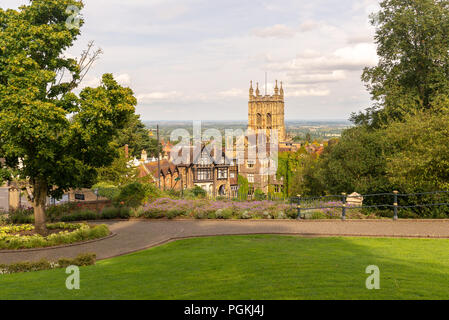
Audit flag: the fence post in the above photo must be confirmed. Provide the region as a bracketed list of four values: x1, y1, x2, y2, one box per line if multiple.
[393, 190, 398, 221]
[297, 195, 302, 220]
[341, 193, 347, 221]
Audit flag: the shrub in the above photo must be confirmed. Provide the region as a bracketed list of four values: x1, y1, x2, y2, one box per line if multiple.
[61, 210, 98, 222]
[46, 203, 79, 222]
[184, 186, 207, 199]
[0, 253, 96, 274]
[92, 182, 120, 201]
[57, 253, 97, 268]
[100, 207, 120, 219]
[7, 208, 34, 224]
[144, 211, 164, 219]
[254, 189, 267, 201]
[114, 182, 153, 208]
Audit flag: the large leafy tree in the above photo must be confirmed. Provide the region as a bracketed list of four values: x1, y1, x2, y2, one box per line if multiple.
[385, 112, 449, 193]
[317, 127, 391, 195]
[0, 1, 136, 234]
[354, 0, 449, 127]
[113, 114, 162, 158]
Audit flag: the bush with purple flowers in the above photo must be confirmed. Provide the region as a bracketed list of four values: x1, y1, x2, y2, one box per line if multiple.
[139, 198, 297, 220]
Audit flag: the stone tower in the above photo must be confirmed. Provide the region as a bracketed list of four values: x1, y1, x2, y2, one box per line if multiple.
[248, 80, 286, 142]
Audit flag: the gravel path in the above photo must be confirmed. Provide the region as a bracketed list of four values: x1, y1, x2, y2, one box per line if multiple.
[2, 219, 449, 264]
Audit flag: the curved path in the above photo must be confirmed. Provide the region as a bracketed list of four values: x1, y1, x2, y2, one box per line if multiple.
[2, 219, 449, 264]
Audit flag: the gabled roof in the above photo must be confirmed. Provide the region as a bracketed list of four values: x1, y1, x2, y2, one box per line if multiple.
[142, 159, 178, 177]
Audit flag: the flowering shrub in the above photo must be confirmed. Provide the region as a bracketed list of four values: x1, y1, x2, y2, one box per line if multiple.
[141, 198, 297, 220]
[0, 223, 110, 250]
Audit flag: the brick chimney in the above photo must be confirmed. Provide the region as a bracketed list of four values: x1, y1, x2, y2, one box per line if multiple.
[124, 144, 129, 159]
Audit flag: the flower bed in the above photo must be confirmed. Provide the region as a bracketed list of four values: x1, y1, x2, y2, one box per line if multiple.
[0, 223, 110, 250]
[140, 198, 297, 220]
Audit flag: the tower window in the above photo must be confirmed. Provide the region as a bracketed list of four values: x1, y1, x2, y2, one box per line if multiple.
[257, 113, 262, 129]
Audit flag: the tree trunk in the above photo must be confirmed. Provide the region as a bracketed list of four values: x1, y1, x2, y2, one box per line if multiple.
[33, 179, 48, 236]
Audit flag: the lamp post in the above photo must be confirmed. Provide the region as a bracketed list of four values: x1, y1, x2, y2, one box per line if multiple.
[149, 125, 161, 189]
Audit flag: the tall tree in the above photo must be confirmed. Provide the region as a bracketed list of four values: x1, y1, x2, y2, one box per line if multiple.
[113, 114, 162, 158]
[354, 0, 449, 127]
[0, 1, 136, 234]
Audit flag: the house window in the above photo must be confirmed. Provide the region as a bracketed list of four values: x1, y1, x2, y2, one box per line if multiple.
[199, 154, 212, 166]
[196, 168, 212, 181]
[230, 171, 236, 179]
[248, 186, 255, 196]
[247, 174, 254, 183]
[218, 168, 228, 179]
[274, 185, 281, 193]
[247, 160, 256, 168]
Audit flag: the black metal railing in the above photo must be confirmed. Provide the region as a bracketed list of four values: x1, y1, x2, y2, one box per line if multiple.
[291, 191, 449, 220]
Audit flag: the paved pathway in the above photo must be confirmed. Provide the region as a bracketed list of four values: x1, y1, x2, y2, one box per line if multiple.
[2, 219, 449, 264]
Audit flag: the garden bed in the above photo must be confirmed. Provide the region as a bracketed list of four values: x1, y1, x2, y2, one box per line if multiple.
[0, 223, 110, 250]
[139, 198, 298, 220]
[136, 198, 379, 220]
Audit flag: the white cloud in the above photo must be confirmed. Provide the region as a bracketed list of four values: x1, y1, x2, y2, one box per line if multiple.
[298, 20, 321, 32]
[286, 88, 330, 97]
[347, 34, 374, 44]
[289, 70, 347, 84]
[79, 73, 131, 88]
[137, 91, 182, 103]
[251, 24, 296, 38]
[267, 43, 378, 74]
[218, 88, 246, 97]
[115, 73, 132, 86]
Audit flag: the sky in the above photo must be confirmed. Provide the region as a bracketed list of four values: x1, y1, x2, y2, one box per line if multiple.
[2, 0, 381, 121]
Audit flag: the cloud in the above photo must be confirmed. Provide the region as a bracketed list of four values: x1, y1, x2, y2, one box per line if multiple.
[218, 88, 246, 97]
[289, 70, 347, 84]
[251, 20, 334, 39]
[137, 91, 182, 103]
[347, 34, 374, 44]
[267, 43, 378, 74]
[251, 24, 296, 38]
[286, 86, 330, 97]
[115, 73, 132, 86]
[79, 73, 132, 88]
[298, 20, 321, 32]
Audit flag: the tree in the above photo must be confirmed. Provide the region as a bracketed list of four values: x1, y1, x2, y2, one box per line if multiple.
[96, 148, 137, 186]
[237, 175, 249, 201]
[353, 0, 449, 127]
[114, 114, 162, 158]
[317, 126, 391, 195]
[385, 112, 449, 192]
[0, 1, 136, 234]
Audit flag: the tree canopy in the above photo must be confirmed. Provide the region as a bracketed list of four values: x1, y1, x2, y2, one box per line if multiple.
[353, 0, 449, 127]
[113, 114, 162, 158]
[0, 0, 136, 233]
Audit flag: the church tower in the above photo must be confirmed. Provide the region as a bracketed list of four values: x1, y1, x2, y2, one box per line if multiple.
[248, 80, 286, 142]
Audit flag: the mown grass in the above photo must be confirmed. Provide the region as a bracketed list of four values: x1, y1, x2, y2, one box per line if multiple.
[1, 235, 449, 299]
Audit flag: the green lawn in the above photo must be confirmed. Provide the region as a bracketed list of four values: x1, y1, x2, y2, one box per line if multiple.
[1, 235, 449, 300]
